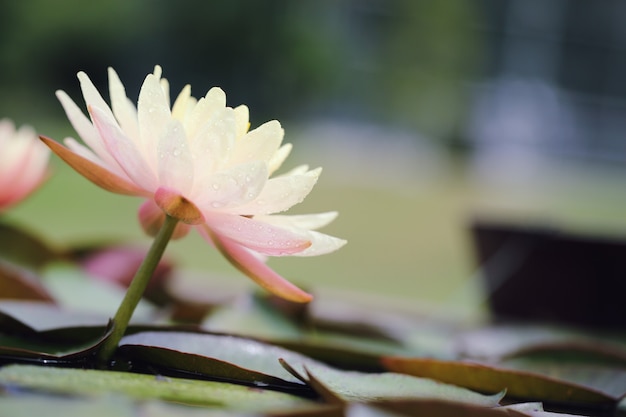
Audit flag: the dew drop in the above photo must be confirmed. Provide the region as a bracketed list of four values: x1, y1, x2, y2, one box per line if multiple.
[173, 149, 181, 157]
[212, 183, 220, 190]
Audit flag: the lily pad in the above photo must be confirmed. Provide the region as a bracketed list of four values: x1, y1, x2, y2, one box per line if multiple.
[118, 331, 323, 393]
[0, 221, 61, 269]
[0, 261, 55, 302]
[41, 263, 157, 320]
[281, 360, 504, 406]
[345, 400, 530, 417]
[201, 293, 302, 340]
[381, 357, 616, 406]
[0, 300, 109, 341]
[0, 364, 311, 410]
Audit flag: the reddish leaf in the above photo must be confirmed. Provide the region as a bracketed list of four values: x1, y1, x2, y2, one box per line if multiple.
[0, 262, 55, 302]
[381, 357, 616, 406]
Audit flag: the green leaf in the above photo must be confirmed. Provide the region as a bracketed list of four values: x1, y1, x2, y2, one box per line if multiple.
[41, 263, 156, 319]
[458, 325, 626, 364]
[0, 300, 109, 339]
[281, 360, 504, 406]
[0, 364, 311, 410]
[381, 356, 616, 406]
[118, 331, 322, 392]
[202, 293, 302, 340]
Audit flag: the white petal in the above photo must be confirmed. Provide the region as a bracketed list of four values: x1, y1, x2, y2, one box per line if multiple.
[233, 105, 250, 138]
[254, 213, 346, 257]
[157, 119, 193, 194]
[108, 67, 140, 141]
[259, 212, 339, 230]
[137, 73, 172, 168]
[229, 167, 321, 215]
[268, 143, 292, 175]
[193, 161, 267, 211]
[77, 72, 115, 119]
[294, 231, 347, 256]
[188, 106, 235, 180]
[56, 90, 114, 165]
[230, 120, 284, 167]
[171, 84, 192, 122]
[186, 87, 227, 139]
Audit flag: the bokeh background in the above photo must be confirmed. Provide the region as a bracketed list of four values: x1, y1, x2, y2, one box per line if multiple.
[3, 0, 626, 318]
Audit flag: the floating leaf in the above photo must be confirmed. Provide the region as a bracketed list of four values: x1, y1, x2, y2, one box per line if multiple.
[0, 324, 111, 367]
[202, 293, 302, 340]
[281, 360, 504, 406]
[0, 364, 311, 410]
[0, 261, 54, 302]
[0, 393, 136, 417]
[276, 333, 408, 372]
[345, 400, 530, 417]
[381, 357, 616, 407]
[41, 263, 156, 319]
[118, 331, 322, 393]
[457, 325, 626, 365]
[0, 300, 109, 340]
[0, 221, 61, 269]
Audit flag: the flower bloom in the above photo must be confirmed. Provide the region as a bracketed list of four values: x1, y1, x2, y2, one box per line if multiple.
[0, 119, 50, 211]
[42, 66, 345, 302]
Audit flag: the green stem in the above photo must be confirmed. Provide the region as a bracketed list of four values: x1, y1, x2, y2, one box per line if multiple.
[97, 214, 179, 366]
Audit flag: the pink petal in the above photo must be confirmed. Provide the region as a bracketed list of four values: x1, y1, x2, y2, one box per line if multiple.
[40, 136, 147, 196]
[204, 212, 311, 256]
[199, 225, 312, 303]
[89, 105, 158, 191]
[254, 212, 347, 257]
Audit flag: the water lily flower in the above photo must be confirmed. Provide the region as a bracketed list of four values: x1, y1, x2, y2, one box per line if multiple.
[42, 66, 345, 303]
[0, 119, 50, 211]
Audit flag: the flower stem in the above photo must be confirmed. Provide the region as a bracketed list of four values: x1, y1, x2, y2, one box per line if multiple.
[96, 214, 179, 366]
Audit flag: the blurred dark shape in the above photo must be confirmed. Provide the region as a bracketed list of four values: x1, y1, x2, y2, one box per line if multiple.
[472, 220, 626, 330]
[469, 0, 626, 161]
[0, 0, 481, 144]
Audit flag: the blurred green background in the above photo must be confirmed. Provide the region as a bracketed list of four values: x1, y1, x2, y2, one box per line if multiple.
[3, 0, 626, 318]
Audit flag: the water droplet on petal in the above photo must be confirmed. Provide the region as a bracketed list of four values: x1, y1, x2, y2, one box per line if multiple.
[212, 183, 220, 190]
[268, 240, 274, 246]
